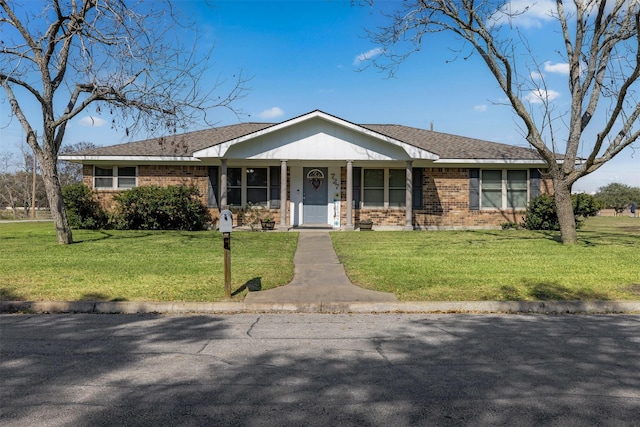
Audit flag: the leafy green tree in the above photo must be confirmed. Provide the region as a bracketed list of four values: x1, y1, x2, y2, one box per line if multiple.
[595, 183, 640, 214]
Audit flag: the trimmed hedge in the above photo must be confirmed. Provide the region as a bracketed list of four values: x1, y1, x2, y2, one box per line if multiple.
[112, 185, 211, 231]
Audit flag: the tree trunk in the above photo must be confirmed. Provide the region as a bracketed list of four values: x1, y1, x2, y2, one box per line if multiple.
[554, 181, 577, 245]
[40, 155, 73, 244]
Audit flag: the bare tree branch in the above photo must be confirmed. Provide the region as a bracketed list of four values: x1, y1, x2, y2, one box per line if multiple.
[367, 0, 640, 244]
[1, 0, 247, 244]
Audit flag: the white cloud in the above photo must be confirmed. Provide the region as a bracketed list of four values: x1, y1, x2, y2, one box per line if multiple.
[524, 89, 560, 104]
[490, 0, 559, 29]
[530, 71, 544, 80]
[474, 104, 488, 112]
[544, 61, 570, 75]
[257, 107, 284, 120]
[78, 116, 106, 127]
[353, 47, 384, 66]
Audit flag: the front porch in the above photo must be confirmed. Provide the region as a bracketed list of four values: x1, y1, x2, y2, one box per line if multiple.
[212, 160, 418, 231]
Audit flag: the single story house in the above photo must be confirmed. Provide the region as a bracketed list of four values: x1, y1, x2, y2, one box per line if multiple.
[61, 110, 552, 230]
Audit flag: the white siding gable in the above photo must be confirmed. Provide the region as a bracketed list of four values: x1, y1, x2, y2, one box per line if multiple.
[193, 111, 438, 161]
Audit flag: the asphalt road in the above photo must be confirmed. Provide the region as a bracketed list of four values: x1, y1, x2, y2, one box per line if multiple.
[1, 313, 640, 426]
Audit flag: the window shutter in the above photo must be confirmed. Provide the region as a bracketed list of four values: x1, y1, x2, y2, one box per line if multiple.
[352, 167, 361, 208]
[469, 168, 480, 210]
[269, 166, 280, 208]
[530, 168, 541, 198]
[412, 167, 423, 209]
[207, 166, 219, 209]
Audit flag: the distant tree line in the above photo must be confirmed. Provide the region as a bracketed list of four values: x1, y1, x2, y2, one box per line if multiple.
[594, 183, 640, 215]
[0, 142, 94, 219]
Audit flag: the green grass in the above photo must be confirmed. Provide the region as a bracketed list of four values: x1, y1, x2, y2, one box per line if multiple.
[0, 223, 298, 302]
[2, 217, 639, 302]
[331, 216, 640, 301]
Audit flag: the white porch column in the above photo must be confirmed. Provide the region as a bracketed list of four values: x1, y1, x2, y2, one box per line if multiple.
[220, 159, 228, 210]
[279, 160, 288, 230]
[345, 160, 354, 230]
[404, 161, 413, 230]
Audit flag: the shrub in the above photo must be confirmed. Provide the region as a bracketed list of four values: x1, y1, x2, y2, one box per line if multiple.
[500, 221, 520, 230]
[572, 193, 605, 218]
[62, 183, 107, 230]
[524, 193, 602, 231]
[524, 194, 559, 230]
[112, 185, 211, 231]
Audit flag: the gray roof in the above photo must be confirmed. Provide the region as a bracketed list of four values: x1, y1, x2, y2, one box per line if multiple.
[72, 123, 275, 157]
[361, 124, 543, 160]
[70, 116, 544, 161]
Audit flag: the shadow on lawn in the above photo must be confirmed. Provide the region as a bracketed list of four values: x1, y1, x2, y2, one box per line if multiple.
[0, 288, 24, 300]
[231, 277, 262, 296]
[79, 292, 128, 302]
[495, 281, 611, 301]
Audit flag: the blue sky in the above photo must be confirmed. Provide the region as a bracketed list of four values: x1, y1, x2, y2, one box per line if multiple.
[1, 0, 638, 193]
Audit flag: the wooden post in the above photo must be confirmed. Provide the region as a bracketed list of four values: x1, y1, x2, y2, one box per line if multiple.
[31, 154, 36, 219]
[223, 232, 231, 299]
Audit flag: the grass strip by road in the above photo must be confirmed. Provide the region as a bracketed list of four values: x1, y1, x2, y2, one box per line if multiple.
[0, 223, 297, 302]
[331, 217, 640, 301]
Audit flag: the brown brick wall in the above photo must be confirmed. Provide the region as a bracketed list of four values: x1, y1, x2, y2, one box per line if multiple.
[84, 164, 210, 212]
[84, 164, 551, 229]
[339, 166, 552, 229]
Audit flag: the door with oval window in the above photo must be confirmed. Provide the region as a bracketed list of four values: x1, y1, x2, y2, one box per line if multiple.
[302, 167, 328, 224]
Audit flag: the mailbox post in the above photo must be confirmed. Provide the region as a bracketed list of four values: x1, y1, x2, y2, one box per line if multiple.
[219, 210, 233, 299]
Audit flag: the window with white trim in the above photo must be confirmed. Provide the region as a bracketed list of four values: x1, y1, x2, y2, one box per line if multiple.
[94, 166, 137, 189]
[481, 169, 528, 209]
[362, 168, 406, 209]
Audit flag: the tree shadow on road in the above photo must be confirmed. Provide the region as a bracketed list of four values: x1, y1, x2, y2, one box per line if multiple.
[2, 314, 640, 425]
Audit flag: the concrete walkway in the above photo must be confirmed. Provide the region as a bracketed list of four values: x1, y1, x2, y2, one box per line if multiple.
[244, 232, 397, 305]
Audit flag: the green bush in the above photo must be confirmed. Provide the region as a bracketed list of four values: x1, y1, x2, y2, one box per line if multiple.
[572, 193, 605, 218]
[62, 183, 107, 230]
[524, 194, 559, 230]
[112, 185, 211, 231]
[524, 193, 602, 230]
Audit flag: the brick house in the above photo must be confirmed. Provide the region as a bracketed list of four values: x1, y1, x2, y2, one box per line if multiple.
[61, 110, 552, 230]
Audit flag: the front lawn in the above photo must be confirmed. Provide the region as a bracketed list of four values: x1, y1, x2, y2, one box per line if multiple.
[2, 217, 639, 302]
[0, 223, 298, 302]
[331, 216, 640, 301]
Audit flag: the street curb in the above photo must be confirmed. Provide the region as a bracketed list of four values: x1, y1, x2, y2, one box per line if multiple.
[2, 300, 640, 314]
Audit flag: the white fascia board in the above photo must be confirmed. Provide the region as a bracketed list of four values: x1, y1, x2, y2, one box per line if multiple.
[194, 110, 439, 160]
[58, 155, 199, 163]
[435, 159, 548, 165]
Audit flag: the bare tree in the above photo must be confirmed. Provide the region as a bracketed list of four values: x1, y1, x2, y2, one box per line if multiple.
[0, 152, 20, 219]
[368, 0, 640, 244]
[1, 0, 246, 244]
[0, 150, 47, 219]
[58, 141, 97, 187]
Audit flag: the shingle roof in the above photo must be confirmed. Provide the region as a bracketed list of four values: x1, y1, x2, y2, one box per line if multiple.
[70, 118, 543, 161]
[72, 123, 275, 157]
[361, 124, 543, 160]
